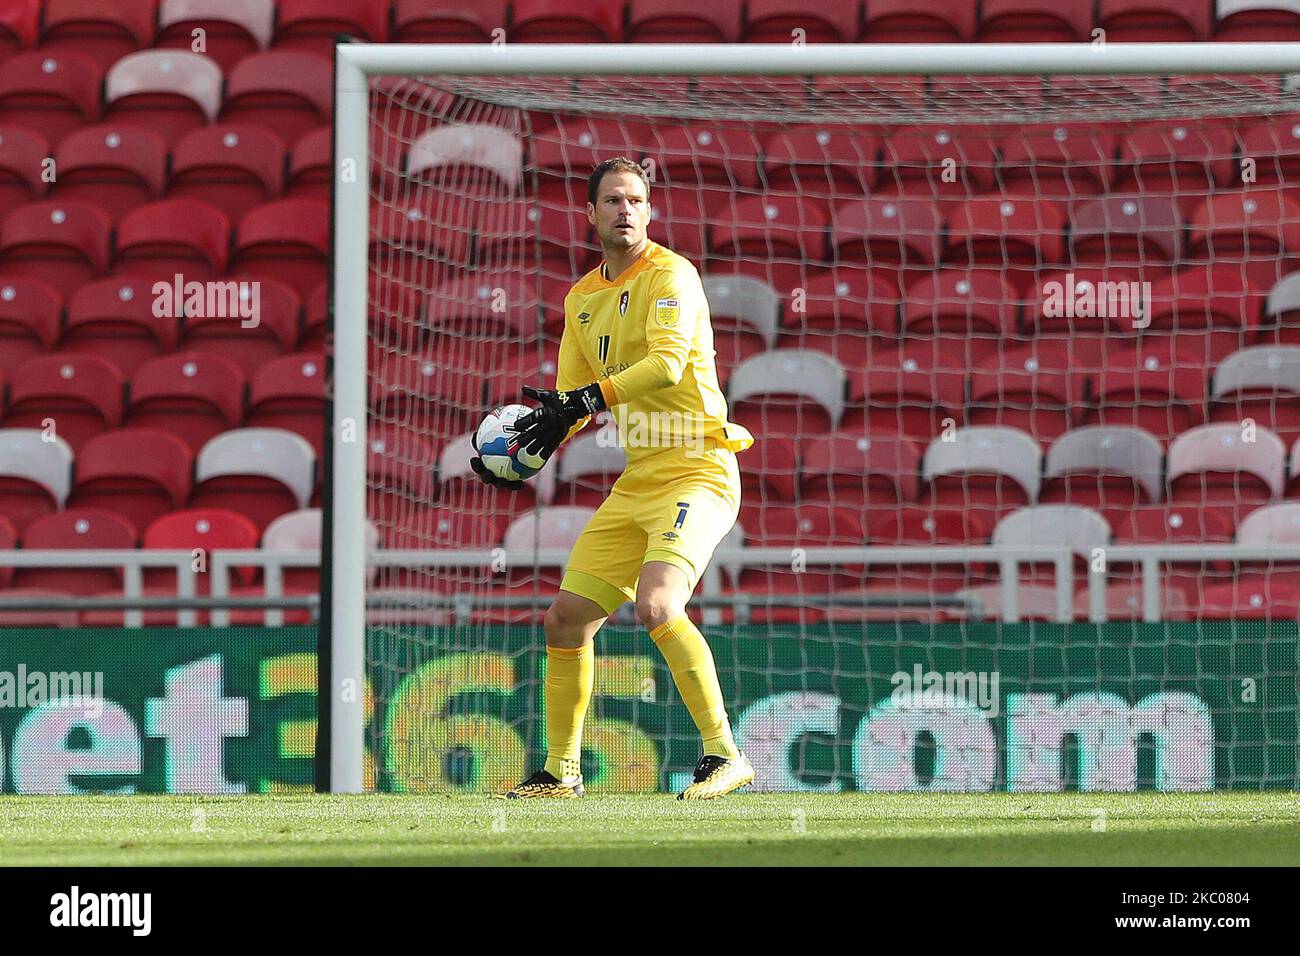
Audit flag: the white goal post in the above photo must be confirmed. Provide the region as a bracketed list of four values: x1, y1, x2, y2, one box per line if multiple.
[327, 42, 1300, 793]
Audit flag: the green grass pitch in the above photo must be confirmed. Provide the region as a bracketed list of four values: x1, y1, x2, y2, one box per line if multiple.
[2, 792, 1298, 865]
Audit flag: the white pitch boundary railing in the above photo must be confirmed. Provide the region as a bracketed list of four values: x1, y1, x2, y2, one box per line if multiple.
[3, 544, 1300, 625]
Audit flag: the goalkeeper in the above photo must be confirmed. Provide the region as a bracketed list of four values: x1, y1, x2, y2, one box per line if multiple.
[472, 157, 756, 799]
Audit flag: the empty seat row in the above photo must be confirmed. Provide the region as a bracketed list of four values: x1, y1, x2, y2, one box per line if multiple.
[0, 122, 330, 222]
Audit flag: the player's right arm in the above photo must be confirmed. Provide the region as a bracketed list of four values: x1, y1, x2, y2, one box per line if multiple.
[553, 315, 599, 446]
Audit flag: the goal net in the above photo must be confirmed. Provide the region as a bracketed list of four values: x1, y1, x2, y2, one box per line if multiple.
[327, 44, 1300, 795]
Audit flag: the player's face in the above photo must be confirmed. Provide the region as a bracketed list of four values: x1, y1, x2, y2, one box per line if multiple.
[588, 171, 651, 251]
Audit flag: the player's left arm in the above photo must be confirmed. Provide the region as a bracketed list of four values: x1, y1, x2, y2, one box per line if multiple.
[600, 265, 699, 407]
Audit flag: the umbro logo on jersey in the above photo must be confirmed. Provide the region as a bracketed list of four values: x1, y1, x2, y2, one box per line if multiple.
[578, 311, 591, 324]
[618, 290, 629, 317]
[662, 531, 679, 541]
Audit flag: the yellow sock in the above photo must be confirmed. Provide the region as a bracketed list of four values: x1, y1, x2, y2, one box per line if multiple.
[543, 643, 593, 780]
[649, 614, 740, 759]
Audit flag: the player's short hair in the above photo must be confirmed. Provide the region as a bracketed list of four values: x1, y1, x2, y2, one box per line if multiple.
[587, 157, 650, 207]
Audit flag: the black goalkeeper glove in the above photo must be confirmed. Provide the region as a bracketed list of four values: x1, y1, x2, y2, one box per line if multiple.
[469, 428, 525, 492]
[513, 383, 606, 458]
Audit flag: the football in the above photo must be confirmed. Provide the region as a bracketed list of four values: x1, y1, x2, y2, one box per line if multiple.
[475, 404, 547, 481]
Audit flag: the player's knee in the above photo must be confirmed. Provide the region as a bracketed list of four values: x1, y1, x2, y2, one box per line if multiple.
[635, 594, 680, 631]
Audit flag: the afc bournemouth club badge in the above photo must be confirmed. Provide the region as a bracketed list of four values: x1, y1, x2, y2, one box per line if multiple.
[619, 290, 629, 317]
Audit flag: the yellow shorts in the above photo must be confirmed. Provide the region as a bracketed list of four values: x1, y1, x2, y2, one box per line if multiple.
[560, 442, 742, 615]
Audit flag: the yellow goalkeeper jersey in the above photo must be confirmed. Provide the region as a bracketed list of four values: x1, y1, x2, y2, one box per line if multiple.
[555, 240, 754, 466]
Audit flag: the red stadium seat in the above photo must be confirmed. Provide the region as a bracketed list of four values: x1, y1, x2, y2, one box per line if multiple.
[3, 353, 124, 450]
[61, 276, 179, 377]
[1098, 0, 1211, 41]
[231, 199, 328, 297]
[710, 193, 830, 263]
[1070, 194, 1183, 277]
[246, 353, 324, 455]
[649, 122, 764, 190]
[878, 126, 999, 213]
[1041, 425, 1165, 509]
[743, 0, 859, 42]
[301, 280, 328, 351]
[156, 0, 272, 72]
[510, 0, 623, 42]
[1030, 268, 1138, 361]
[67, 428, 193, 534]
[830, 196, 943, 282]
[1237, 118, 1300, 193]
[845, 345, 968, 439]
[424, 274, 535, 340]
[0, 429, 73, 533]
[1167, 422, 1284, 528]
[859, 0, 976, 41]
[1115, 122, 1238, 217]
[114, 199, 231, 282]
[0, 200, 110, 297]
[219, 51, 331, 148]
[799, 432, 922, 508]
[15, 509, 138, 595]
[735, 436, 797, 505]
[902, 270, 1021, 368]
[999, 125, 1115, 202]
[365, 428, 442, 546]
[392, 0, 507, 43]
[474, 189, 598, 275]
[370, 351, 483, 443]
[0, 51, 102, 147]
[190, 427, 315, 531]
[1143, 265, 1265, 366]
[628, 0, 741, 41]
[920, 426, 1042, 524]
[168, 125, 285, 223]
[945, 195, 1067, 294]
[967, 342, 1090, 442]
[488, 346, 561, 409]
[1213, 0, 1300, 41]
[284, 125, 328, 203]
[736, 502, 870, 592]
[1215, 346, 1300, 446]
[142, 508, 260, 593]
[272, 0, 388, 55]
[1085, 342, 1208, 442]
[1187, 192, 1300, 291]
[50, 124, 167, 222]
[177, 277, 300, 376]
[762, 127, 877, 203]
[39, 0, 154, 69]
[866, 506, 995, 594]
[775, 266, 899, 370]
[0, 126, 48, 209]
[0, 277, 60, 376]
[728, 349, 846, 447]
[103, 51, 222, 145]
[126, 352, 246, 452]
[977, 0, 1093, 41]
[0, 0, 39, 58]
[646, 184, 707, 262]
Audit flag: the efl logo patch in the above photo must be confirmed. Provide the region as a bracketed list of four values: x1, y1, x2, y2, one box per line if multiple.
[655, 297, 679, 328]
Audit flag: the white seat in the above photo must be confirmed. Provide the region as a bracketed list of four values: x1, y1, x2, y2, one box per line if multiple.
[106, 51, 223, 122]
[195, 428, 315, 507]
[1168, 423, 1285, 498]
[0, 429, 74, 506]
[407, 124, 523, 191]
[923, 426, 1042, 502]
[503, 506, 595, 551]
[992, 505, 1112, 560]
[729, 349, 846, 429]
[702, 274, 780, 346]
[1044, 426, 1164, 502]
